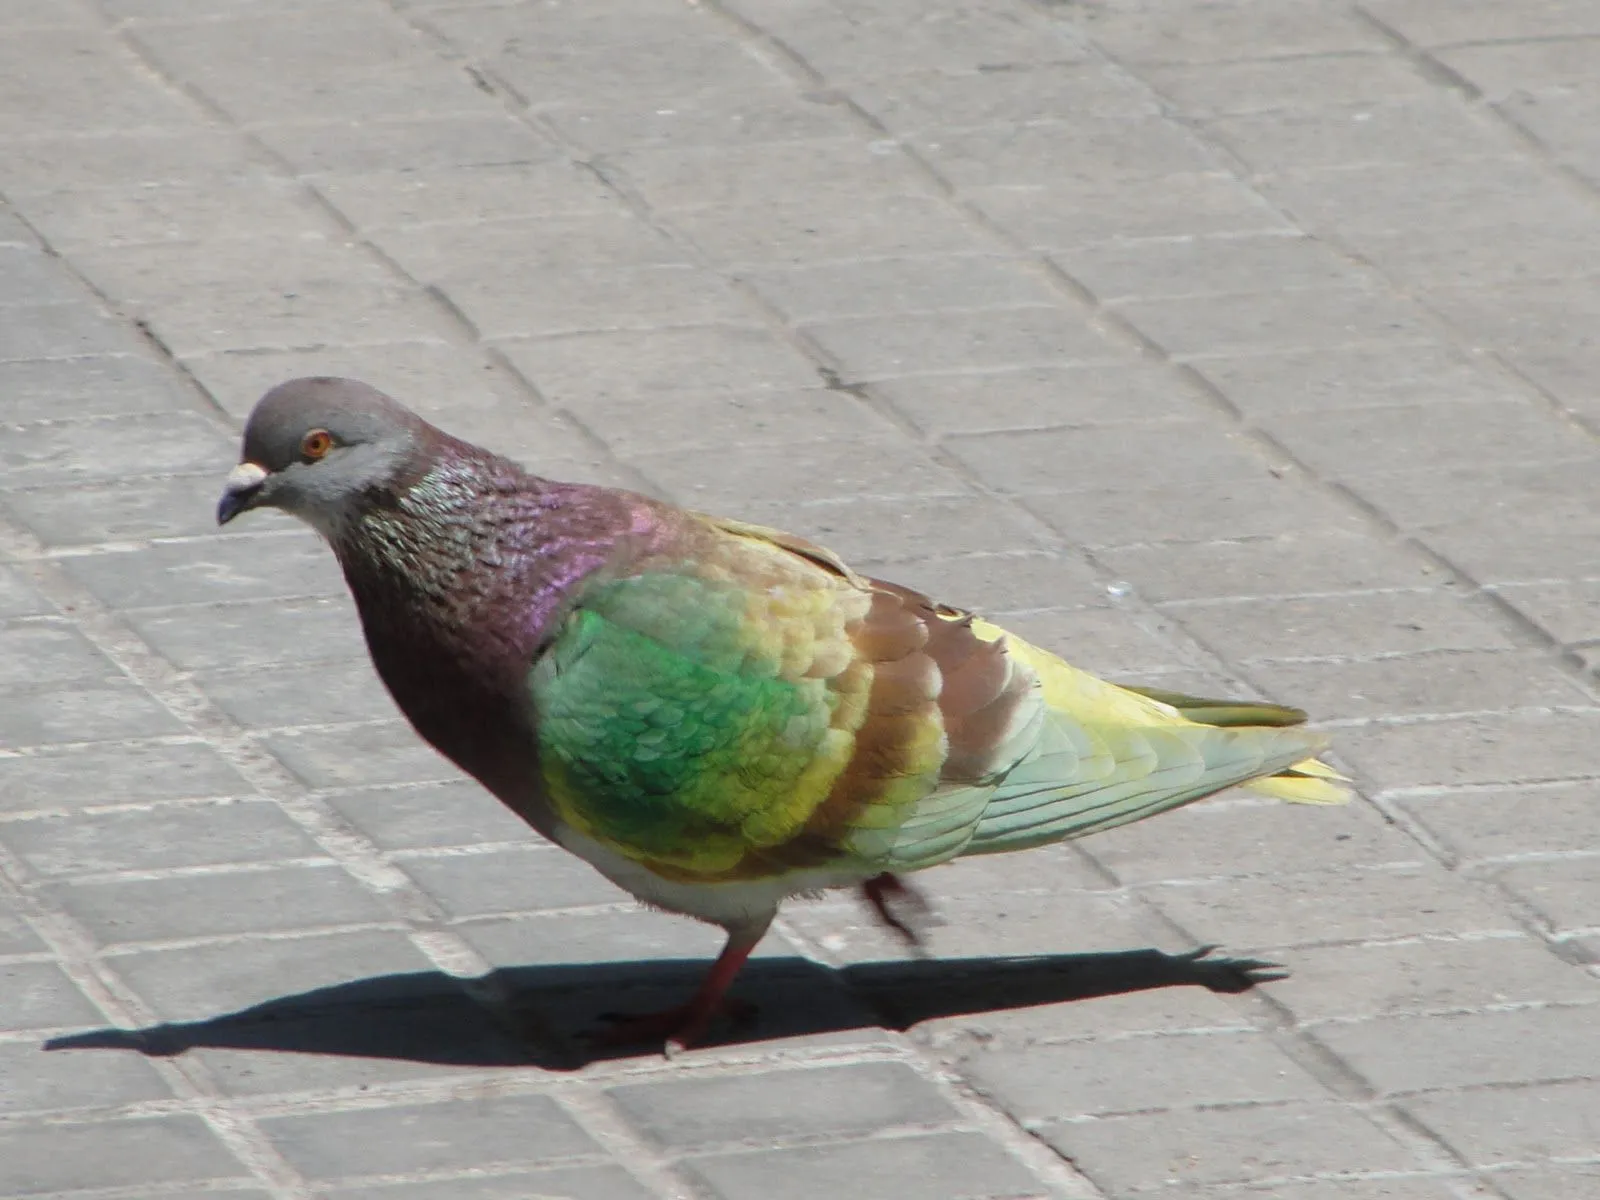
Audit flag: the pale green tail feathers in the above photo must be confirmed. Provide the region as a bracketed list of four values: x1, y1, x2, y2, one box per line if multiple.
[1125, 683, 1351, 805]
[1247, 754, 1351, 805]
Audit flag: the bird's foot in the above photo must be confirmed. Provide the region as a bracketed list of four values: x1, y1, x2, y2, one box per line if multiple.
[861, 872, 940, 955]
[590, 995, 758, 1057]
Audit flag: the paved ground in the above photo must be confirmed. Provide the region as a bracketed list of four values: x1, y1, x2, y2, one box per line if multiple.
[2, 0, 1599, 1197]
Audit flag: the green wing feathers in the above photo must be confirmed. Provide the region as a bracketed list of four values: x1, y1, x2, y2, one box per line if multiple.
[529, 514, 1347, 887]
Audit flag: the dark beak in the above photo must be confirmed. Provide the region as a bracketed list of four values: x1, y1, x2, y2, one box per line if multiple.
[217, 462, 268, 525]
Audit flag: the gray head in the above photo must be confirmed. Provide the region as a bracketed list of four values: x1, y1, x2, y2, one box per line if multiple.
[217, 377, 427, 537]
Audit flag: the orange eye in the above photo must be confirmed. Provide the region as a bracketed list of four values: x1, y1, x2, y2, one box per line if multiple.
[300, 429, 334, 460]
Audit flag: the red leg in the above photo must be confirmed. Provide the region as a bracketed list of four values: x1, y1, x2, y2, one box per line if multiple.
[593, 919, 768, 1056]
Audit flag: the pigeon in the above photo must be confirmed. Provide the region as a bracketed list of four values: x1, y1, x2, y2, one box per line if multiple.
[217, 377, 1347, 1053]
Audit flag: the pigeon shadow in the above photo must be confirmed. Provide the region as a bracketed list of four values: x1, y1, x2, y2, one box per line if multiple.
[44, 947, 1280, 1070]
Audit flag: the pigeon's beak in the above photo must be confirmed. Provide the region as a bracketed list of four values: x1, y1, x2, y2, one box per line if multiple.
[217, 461, 268, 525]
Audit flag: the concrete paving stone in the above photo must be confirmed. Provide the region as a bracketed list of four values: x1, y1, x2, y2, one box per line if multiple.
[265, 721, 465, 790]
[1202, 96, 1518, 174]
[1116, 286, 1440, 359]
[1336, 708, 1600, 789]
[668, 193, 990, 264]
[546, 82, 858, 152]
[0, 678, 184, 749]
[909, 838, 1111, 899]
[81, 259, 456, 359]
[0, 1114, 250, 1195]
[258, 1091, 598, 1180]
[0, 412, 234, 488]
[133, 11, 501, 127]
[61, 533, 342, 610]
[965, 1028, 1326, 1120]
[313, 161, 620, 231]
[375, 212, 692, 287]
[0, 354, 202, 423]
[804, 305, 1127, 379]
[915, 116, 1222, 187]
[2, 475, 235, 546]
[1199, 1181, 1464, 1200]
[1259, 932, 1600, 1024]
[401, 844, 631, 918]
[852, 61, 1161, 132]
[0, 128, 269, 192]
[127, 595, 366, 671]
[1054, 231, 1378, 304]
[0, 0, 97, 28]
[324, 780, 536, 853]
[1317, 1004, 1600, 1094]
[735, 493, 1048, 562]
[324, 1168, 656, 1200]
[0, 961, 106, 1031]
[625, 437, 964, 510]
[1, 799, 320, 876]
[253, 112, 563, 176]
[0, 621, 121, 686]
[729, 0, 1085, 81]
[1140, 864, 1522, 950]
[1494, 580, 1600, 647]
[496, 324, 818, 407]
[441, 263, 751, 341]
[682, 1130, 1050, 1200]
[1490, 1167, 1600, 1200]
[1084, 795, 1425, 886]
[564, 387, 899, 456]
[985, 172, 1295, 248]
[1339, 459, 1598, 533]
[109, 927, 438, 1022]
[198, 659, 396, 730]
[1440, 36, 1600, 102]
[849, 551, 1106, 615]
[43, 862, 396, 948]
[0, 893, 45, 955]
[0, 566, 51, 618]
[0, 301, 151, 362]
[1361, 0, 1600, 45]
[1028, 472, 1370, 548]
[180, 340, 523, 422]
[1043, 1101, 1418, 1194]
[611, 137, 928, 211]
[0, 740, 257, 816]
[1165, 589, 1516, 662]
[1406, 1077, 1600, 1166]
[608, 1061, 958, 1148]
[740, 254, 1059, 322]
[1245, 651, 1593, 722]
[17, 177, 333, 251]
[1495, 858, 1600, 937]
[1099, 533, 1441, 603]
[448, 26, 784, 108]
[994, 605, 1201, 677]
[0, 245, 93, 307]
[871, 361, 1201, 435]
[1422, 512, 1600, 585]
[946, 420, 1264, 496]
[0, 206, 31, 243]
[0, 29, 201, 137]
[1337, 218, 1600, 288]
[1079, 0, 1388, 64]
[1257, 157, 1597, 238]
[0, 1039, 176, 1116]
[1190, 342, 1536, 416]
[1396, 783, 1600, 862]
[1140, 52, 1439, 118]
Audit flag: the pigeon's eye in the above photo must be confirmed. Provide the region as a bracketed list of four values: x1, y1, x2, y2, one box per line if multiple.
[300, 429, 334, 460]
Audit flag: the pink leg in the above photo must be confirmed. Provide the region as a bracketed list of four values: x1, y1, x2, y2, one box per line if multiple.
[594, 919, 769, 1055]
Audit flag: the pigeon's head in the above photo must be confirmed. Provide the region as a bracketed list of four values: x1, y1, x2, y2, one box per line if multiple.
[217, 376, 423, 537]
